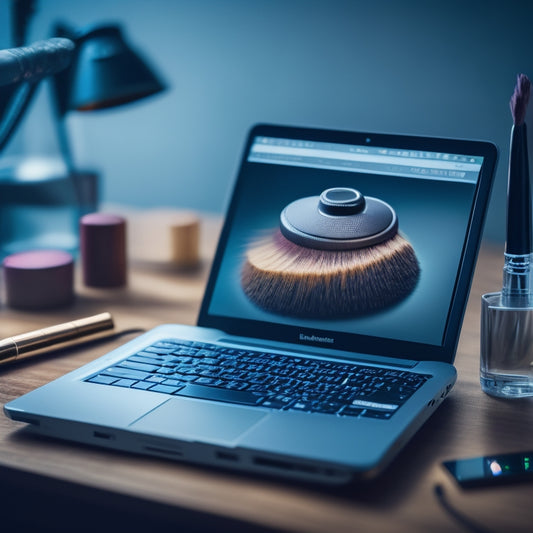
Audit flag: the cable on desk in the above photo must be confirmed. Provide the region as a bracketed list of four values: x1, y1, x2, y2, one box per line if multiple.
[60, 327, 147, 354]
[434, 485, 496, 533]
[105, 328, 146, 340]
[56, 327, 147, 349]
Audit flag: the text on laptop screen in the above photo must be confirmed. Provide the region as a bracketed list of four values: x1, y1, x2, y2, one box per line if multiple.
[206, 132, 485, 353]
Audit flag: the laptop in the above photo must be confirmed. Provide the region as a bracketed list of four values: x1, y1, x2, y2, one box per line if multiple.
[4, 124, 497, 484]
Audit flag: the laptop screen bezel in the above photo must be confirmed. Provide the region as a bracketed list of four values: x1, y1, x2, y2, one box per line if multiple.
[197, 124, 497, 364]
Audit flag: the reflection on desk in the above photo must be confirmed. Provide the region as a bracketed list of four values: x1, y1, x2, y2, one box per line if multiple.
[1, 218, 533, 532]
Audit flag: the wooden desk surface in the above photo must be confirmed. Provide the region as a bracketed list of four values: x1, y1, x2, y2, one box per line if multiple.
[1, 220, 533, 532]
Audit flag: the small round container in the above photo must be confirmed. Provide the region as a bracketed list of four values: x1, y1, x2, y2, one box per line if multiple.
[3, 249, 74, 309]
[170, 212, 200, 268]
[80, 213, 127, 288]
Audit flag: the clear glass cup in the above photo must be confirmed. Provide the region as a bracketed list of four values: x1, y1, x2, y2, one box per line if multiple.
[480, 291, 533, 398]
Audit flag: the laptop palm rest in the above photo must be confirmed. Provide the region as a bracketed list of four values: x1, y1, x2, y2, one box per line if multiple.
[130, 397, 268, 445]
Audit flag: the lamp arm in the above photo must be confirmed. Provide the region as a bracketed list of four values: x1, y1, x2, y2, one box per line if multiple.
[0, 38, 74, 86]
[54, 104, 74, 172]
[0, 37, 74, 154]
[0, 80, 38, 153]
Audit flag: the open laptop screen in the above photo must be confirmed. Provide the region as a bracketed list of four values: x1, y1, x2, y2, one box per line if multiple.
[198, 125, 497, 363]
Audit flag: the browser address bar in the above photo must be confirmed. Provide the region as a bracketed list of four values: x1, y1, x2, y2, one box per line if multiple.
[250, 143, 482, 172]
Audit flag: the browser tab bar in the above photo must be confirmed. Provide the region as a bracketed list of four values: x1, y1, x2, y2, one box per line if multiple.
[248, 136, 483, 183]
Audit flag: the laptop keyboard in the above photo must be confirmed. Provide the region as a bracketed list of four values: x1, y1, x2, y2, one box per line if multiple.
[86, 339, 430, 419]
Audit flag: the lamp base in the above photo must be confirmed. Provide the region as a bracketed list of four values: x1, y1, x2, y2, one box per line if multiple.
[0, 157, 98, 258]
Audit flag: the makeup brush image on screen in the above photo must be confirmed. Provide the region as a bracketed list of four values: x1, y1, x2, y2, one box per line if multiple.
[241, 187, 420, 318]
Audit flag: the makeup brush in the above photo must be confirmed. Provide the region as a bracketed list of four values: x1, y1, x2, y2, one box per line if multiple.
[502, 73, 532, 305]
[241, 187, 419, 318]
[479, 73, 533, 398]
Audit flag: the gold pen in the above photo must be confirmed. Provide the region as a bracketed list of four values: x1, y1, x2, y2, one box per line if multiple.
[0, 312, 115, 365]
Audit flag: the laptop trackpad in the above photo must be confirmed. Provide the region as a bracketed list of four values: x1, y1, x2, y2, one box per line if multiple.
[130, 397, 268, 445]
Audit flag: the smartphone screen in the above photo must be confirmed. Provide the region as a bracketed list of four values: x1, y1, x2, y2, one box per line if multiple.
[443, 452, 533, 488]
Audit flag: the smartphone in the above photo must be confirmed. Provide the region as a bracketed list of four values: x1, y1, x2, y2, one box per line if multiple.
[443, 451, 533, 488]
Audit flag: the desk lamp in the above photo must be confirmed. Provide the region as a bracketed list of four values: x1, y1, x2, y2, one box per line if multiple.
[52, 22, 165, 173]
[0, 0, 165, 255]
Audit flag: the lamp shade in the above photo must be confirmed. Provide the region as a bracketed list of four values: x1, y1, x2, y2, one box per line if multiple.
[55, 24, 165, 114]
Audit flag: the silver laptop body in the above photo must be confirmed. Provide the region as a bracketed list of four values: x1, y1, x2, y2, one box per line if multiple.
[4, 124, 497, 484]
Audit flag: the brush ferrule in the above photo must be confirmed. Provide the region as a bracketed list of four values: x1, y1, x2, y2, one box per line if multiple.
[502, 253, 532, 304]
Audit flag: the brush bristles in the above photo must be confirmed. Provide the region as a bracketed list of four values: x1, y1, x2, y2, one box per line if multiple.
[510, 73, 531, 126]
[241, 230, 420, 318]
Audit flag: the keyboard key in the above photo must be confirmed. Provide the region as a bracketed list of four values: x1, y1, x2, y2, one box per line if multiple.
[195, 377, 222, 386]
[87, 375, 117, 385]
[314, 402, 343, 415]
[340, 406, 365, 417]
[260, 395, 295, 409]
[150, 384, 185, 394]
[179, 374, 200, 382]
[102, 367, 151, 381]
[351, 399, 398, 411]
[222, 380, 249, 391]
[113, 379, 138, 388]
[365, 389, 412, 405]
[289, 401, 316, 412]
[143, 345, 176, 355]
[161, 379, 185, 387]
[167, 356, 193, 364]
[119, 360, 159, 373]
[155, 367, 176, 375]
[176, 384, 263, 406]
[135, 350, 165, 359]
[131, 381, 154, 390]
[195, 349, 217, 357]
[260, 398, 290, 409]
[146, 375, 167, 383]
[129, 355, 166, 366]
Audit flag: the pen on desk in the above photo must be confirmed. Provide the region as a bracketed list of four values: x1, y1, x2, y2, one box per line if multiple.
[0, 312, 115, 365]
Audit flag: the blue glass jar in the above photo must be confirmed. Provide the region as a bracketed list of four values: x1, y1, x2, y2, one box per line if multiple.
[0, 157, 98, 258]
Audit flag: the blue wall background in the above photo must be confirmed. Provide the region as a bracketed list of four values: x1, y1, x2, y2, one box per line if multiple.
[2, 0, 533, 243]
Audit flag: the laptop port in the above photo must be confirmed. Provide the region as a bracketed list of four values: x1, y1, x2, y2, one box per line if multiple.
[253, 456, 318, 474]
[216, 451, 239, 462]
[143, 445, 183, 457]
[93, 430, 115, 440]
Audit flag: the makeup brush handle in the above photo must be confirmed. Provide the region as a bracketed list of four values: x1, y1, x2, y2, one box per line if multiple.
[506, 124, 531, 256]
